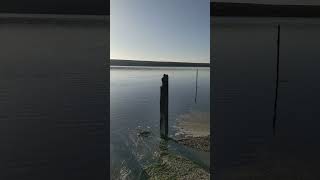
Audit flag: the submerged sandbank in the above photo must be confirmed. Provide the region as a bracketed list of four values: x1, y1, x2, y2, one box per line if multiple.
[175, 111, 210, 137]
[144, 152, 209, 180]
[177, 136, 210, 152]
[174, 111, 210, 152]
[144, 140, 209, 180]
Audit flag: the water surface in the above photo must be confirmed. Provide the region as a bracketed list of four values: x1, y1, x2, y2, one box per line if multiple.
[110, 66, 210, 179]
[0, 18, 108, 179]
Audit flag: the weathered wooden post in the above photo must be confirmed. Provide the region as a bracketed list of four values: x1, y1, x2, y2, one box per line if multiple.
[160, 74, 169, 139]
[273, 24, 281, 136]
[195, 69, 198, 103]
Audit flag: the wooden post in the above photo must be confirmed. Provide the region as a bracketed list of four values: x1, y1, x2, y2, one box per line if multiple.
[195, 69, 198, 103]
[160, 74, 169, 139]
[273, 24, 281, 136]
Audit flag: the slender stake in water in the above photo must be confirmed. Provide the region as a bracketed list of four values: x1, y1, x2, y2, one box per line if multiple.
[195, 69, 198, 103]
[273, 25, 281, 136]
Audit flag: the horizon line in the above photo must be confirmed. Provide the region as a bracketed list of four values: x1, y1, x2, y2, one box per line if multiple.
[110, 59, 210, 64]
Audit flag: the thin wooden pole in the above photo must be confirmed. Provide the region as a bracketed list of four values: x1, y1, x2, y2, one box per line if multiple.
[160, 74, 169, 139]
[273, 25, 281, 136]
[195, 69, 198, 103]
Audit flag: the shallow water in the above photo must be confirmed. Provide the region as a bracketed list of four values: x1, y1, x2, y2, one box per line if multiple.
[110, 66, 210, 179]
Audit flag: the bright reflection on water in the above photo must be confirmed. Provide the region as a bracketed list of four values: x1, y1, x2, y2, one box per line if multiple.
[110, 66, 210, 179]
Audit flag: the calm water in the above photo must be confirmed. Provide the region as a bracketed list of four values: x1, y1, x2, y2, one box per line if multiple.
[212, 19, 320, 178]
[110, 66, 210, 179]
[0, 18, 108, 179]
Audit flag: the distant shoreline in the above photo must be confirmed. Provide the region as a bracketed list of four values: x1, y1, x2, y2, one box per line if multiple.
[110, 60, 210, 67]
[0, 13, 108, 24]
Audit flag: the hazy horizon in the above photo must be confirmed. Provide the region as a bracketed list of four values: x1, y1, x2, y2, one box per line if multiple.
[110, 58, 210, 63]
[111, 0, 210, 63]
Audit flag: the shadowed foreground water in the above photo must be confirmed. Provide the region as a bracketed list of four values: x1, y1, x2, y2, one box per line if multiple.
[0, 16, 108, 179]
[212, 17, 320, 179]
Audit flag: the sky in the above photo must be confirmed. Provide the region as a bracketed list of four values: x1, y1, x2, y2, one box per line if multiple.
[111, 0, 210, 63]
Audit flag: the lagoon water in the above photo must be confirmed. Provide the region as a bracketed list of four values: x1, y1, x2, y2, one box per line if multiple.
[0, 16, 108, 179]
[110, 66, 210, 179]
[212, 17, 320, 179]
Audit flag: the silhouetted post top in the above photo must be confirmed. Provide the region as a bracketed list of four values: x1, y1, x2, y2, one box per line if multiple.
[162, 74, 168, 84]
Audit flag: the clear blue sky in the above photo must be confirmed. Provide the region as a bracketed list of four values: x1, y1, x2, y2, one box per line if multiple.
[111, 0, 210, 63]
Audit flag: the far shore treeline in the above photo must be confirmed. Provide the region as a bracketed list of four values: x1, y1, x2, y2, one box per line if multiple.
[0, 0, 108, 15]
[111, 59, 210, 67]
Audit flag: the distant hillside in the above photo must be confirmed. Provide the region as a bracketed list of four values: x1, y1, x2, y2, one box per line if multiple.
[0, 0, 108, 15]
[211, 2, 320, 17]
[110, 60, 210, 67]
